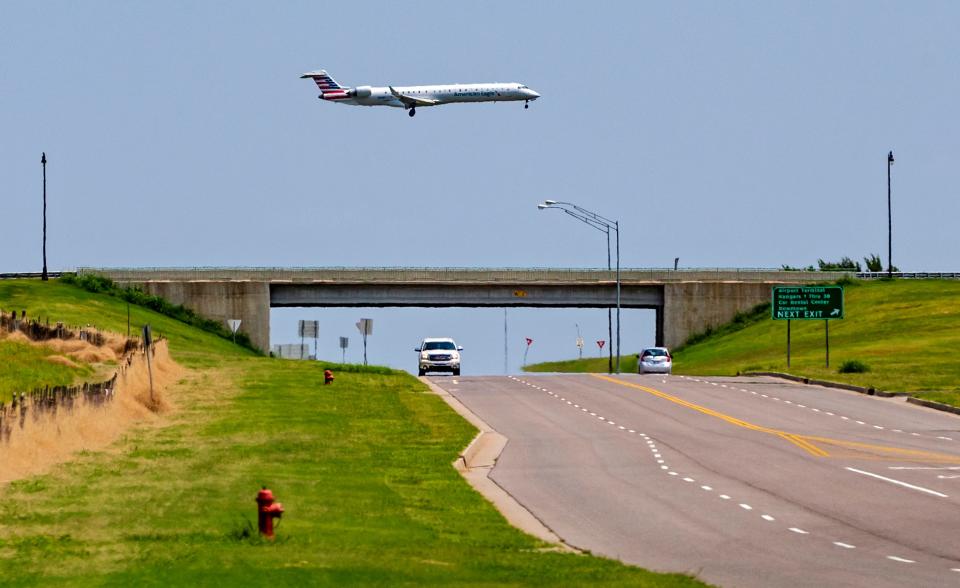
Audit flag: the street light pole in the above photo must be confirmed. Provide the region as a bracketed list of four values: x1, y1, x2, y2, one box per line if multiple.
[615, 220, 621, 374]
[41, 152, 48, 281]
[538, 200, 622, 373]
[605, 227, 613, 374]
[887, 150, 894, 278]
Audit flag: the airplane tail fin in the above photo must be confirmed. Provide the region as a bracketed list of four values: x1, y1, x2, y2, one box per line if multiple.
[300, 70, 347, 93]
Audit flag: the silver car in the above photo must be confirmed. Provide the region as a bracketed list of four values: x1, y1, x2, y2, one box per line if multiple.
[638, 347, 672, 374]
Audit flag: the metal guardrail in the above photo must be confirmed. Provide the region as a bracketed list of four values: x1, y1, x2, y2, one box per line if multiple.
[12, 267, 957, 283]
[0, 272, 64, 279]
[77, 266, 857, 284]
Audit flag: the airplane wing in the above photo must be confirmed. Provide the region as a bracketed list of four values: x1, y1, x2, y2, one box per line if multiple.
[389, 86, 440, 107]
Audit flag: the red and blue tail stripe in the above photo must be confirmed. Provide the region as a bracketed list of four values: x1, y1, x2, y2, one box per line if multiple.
[302, 70, 351, 100]
[311, 72, 342, 90]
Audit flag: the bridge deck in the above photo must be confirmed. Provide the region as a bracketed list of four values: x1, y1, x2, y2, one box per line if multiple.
[79, 267, 853, 284]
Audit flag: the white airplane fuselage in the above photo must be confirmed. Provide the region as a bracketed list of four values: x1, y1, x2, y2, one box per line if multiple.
[301, 70, 540, 116]
[327, 83, 538, 108]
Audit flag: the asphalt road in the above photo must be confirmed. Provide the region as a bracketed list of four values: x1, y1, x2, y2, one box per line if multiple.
[430, 373, 960, 587]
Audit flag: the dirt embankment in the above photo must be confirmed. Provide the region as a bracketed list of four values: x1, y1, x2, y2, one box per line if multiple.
[0, 337, 183, 485]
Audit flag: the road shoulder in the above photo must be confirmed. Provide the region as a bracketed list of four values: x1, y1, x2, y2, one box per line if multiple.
[419, 376, 576, 552]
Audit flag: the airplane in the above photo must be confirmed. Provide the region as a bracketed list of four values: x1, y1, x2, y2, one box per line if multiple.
[300, 70, 540, 117]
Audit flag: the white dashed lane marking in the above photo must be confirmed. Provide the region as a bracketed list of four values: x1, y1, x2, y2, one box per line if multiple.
[509, 376, 958, 575]
[679, 375, 955, 445]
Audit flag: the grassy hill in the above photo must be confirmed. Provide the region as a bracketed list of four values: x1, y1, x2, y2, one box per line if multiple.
[526, 280, 960, 407]
[0, 279, 704, 587]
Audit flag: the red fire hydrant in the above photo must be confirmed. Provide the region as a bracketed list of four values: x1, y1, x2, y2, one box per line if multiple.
[256, 487, 284, 539]
[324, 369, 335, 385]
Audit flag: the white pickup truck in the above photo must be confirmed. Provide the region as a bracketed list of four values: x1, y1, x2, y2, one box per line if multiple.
[415, 337, 462, 376]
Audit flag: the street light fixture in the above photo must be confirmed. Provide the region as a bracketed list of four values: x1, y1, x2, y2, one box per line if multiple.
[538, 200, 621, 374]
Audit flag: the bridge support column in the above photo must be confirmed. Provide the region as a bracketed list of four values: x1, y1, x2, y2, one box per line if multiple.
[663, 282, 773, 349]
[655, 306, 665, 347]
[126, 281, 271, 353]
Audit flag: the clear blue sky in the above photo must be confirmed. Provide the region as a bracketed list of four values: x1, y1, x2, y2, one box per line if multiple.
[4, 2, 959, 373]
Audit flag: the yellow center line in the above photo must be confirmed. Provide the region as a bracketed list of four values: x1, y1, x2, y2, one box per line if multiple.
[591, 374, 960, 463]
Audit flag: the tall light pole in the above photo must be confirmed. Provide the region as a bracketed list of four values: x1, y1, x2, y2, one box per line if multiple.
[887, 150, 894, 278]
[538, 200, 622, 373]
[41, 152, 48, 281]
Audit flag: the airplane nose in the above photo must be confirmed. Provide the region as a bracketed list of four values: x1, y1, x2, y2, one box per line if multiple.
[526, 89, 540, 100]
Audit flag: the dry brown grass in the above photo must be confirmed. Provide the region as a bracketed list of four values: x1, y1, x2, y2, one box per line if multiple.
[1, 329, 121, 363]
[1, 330, 32, 344]
[45, 355, 81, 369]
[0, 339, 183, 485]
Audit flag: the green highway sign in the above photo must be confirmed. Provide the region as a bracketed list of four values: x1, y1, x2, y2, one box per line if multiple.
[771, 286, 844, 320]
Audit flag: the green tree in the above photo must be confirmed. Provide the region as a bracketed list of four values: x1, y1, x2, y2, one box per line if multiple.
[817, 257, 862, 271]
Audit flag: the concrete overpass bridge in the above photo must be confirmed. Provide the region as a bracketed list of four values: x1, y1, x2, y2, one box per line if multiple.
[78, 267, 852, 354]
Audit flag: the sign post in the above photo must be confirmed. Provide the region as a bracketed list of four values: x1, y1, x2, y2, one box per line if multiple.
[227, 319, 242, 344]
[299, 320, 319, 360]
[339, 336, 349, 363]
[355, 319, 373, 365]
[772, 286, 844, 368]
[523, 337, 533, 366]
[142, 324, 154, 403]
[575, 323, 584, 359]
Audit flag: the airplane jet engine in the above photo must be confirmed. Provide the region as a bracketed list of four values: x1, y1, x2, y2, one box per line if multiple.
[350, 86, 373, 98]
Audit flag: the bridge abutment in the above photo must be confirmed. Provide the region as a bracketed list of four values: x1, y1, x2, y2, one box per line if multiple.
[128, 281, 271, 352]
[663, 282, 773, 348]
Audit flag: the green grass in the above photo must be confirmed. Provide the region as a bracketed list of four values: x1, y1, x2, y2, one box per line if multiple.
[524, 355, 638, 374]
[527, 280, 960, 407]
[0, 340, 95, 402]
[0, 279, 705, 587]
[0, 279, 257, 368]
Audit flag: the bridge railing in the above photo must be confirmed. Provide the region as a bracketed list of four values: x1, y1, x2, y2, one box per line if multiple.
[856, 272, 960, 279]
[77, 266, 856, 284]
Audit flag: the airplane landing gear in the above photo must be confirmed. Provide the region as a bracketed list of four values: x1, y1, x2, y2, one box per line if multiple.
[408, 107, 416, 117]
[524, 100, 529, 109]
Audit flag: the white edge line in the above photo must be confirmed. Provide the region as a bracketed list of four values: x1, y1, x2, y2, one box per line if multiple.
[845, 467, 948, 498]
